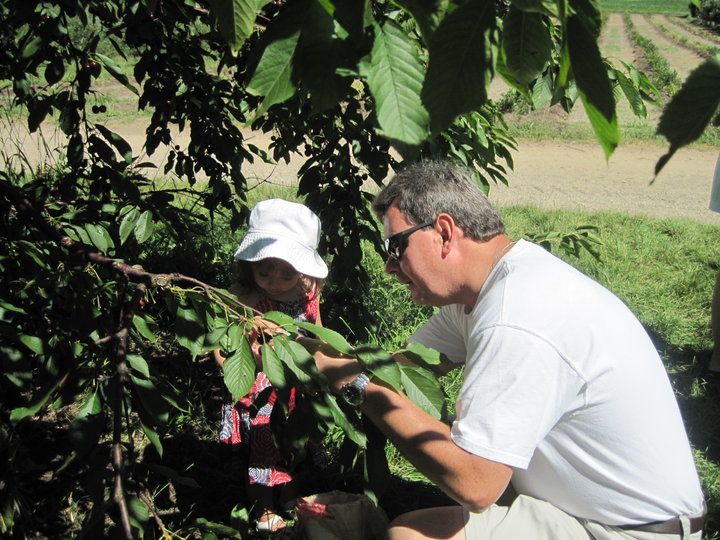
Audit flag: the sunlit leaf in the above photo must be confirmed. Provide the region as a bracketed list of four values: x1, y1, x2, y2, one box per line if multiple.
[223, 337, 256, 400]
[247, 29, 301, 117]
[19, 334, 43, 355]
[355, 345, 401, 391]
[119, 207, 140, 245]
[208, 0, 260, 55]
[134, 210, 154, 243]
[400, 365, 444, 419]
[363, 20, 429, 145]
[296, 322, 354, 354]
[261, 343, 287, 390]
[95, 53, 139, 95]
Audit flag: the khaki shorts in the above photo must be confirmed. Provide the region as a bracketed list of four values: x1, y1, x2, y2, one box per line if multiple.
[464, 495, 703, 540]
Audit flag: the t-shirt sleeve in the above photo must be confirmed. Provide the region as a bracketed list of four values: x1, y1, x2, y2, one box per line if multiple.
[407, 307, 467, 365]
[451, 325, 584, 469]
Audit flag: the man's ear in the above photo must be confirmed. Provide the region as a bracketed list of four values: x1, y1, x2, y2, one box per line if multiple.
[435, 213, 455, 254]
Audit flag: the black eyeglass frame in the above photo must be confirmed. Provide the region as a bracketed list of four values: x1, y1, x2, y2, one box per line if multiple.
[384, 221, 434, 262]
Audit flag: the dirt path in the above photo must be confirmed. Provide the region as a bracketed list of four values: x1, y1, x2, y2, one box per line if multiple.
[490, 141, 720, 224]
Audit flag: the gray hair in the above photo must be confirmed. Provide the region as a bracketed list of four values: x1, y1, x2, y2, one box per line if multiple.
[372, 161, 505, 241]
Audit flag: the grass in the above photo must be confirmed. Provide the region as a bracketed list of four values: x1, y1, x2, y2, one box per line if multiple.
[600, 0, 689, 15]
[369, 205, 720, 535]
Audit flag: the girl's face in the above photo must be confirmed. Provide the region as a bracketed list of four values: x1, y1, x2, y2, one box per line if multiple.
[252, 258, 301, 299]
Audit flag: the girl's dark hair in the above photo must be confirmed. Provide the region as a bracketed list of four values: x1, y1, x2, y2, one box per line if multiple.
[232, 260, 325, 299]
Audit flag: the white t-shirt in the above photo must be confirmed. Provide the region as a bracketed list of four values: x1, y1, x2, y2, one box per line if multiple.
[410, 239, 704, 526]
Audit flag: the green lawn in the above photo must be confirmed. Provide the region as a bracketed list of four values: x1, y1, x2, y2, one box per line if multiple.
[600, 0, 689, 14]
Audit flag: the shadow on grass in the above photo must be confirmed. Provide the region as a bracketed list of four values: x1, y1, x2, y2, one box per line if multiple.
[649, 328, 720, 537]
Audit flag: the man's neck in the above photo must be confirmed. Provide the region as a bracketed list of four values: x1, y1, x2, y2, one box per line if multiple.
[459, 234, 513, 312]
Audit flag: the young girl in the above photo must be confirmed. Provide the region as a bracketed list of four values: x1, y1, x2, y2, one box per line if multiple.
[214, 199, 328, 535]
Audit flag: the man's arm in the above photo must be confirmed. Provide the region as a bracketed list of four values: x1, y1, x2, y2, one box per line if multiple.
[305, 340, 512, 512]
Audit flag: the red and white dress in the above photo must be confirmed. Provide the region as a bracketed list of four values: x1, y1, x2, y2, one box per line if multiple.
[219, 291, 320, 486]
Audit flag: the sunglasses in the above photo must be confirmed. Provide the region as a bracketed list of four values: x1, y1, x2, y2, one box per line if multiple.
[384, 221, 434, 262]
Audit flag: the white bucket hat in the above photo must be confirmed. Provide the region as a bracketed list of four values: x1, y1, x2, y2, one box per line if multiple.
[233, 199, 328, 279]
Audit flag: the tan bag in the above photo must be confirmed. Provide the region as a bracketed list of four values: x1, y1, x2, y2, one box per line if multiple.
[295, 490, 389, 540]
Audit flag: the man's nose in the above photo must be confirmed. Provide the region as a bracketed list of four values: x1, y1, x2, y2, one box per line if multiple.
[384, 257, 399, 275]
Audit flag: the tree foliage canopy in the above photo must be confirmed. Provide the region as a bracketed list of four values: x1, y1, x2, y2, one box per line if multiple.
[0, 0, 672, 536]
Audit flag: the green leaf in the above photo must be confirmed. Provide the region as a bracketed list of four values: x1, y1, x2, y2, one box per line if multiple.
[400, 341, 442, 366]
[324, 393, 366, 448]
[567, 14, 617, 159]
[69, 391, 106, 455]
[10, 381, 56, 422]
[273, 335, 322, 386]
[569, 0, 601, 38]
[131, 374, 170, 425]
[615, 69, 646, 118]
[127, 354, 150, 377]
[510, 0, 558, 17]
[19, 334, 44, 354]
[294, 1, 350, 114]
[44, 57, 65, 85]
[134, 210, 154, 243]
[175, 306, 205, 358]
[656, 56, 720, 175]
[362, 21, 428, 146]
[223, 337, 257, 401]
[95, 124, 133, 163]
[531, 69, 553, 108]
[208, 0, 259, 55]
[141, 421, 163, 457]
[247, 29, 301, 117]
[355, 345, 401, 391]
[147, 463, 201, 488]
[400, 365, 444, 419]
[127, 495, 150, 529]
[95, 53, 139, 95]
[262, 311, 298, 333]
[422, 0, 498, 135]
[393, 0, 445, 42]
[295, 322, 354, 354]
[119, 207, 140, 245]
[132, 315, 158, 342]
[22, 35, 43, 59]
[84, 223, 113, 253]
[501, 8, 552, 86]
[261, 343, 287, 390]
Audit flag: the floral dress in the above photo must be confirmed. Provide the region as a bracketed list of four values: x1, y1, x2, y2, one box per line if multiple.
[219, 291, 320, 486]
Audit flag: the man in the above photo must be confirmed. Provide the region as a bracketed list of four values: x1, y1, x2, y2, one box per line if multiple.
[306, 161, 705, 539]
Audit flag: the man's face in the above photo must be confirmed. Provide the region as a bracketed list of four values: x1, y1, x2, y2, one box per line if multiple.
[382, 205, 446, 306]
